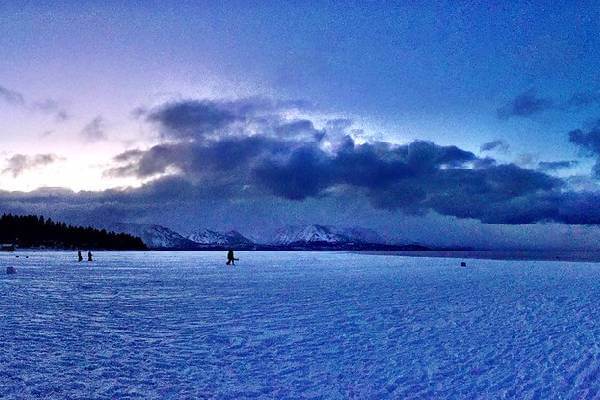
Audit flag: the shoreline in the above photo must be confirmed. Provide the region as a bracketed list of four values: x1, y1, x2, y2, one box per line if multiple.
[357, 250, 600, 263]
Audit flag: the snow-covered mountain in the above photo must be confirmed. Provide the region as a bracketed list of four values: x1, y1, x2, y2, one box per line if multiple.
[273, 224, 347, 245]
[337, 227, 386, 244]
[107, 222, 418, 251]
[110, 223, 197, 249]
[271, 224, 386, 246]
[188, 229, 254, 248]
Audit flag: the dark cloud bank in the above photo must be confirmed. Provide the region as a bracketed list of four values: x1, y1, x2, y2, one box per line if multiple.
[2, 97, 600, 244]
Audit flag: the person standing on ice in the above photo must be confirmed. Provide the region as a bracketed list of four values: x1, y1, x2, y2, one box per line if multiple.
[78, 250, 83, 262]
[226, 249, 238, 265]
[87, 251, 93, 262]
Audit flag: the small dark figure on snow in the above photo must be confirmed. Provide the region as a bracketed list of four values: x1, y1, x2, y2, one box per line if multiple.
[226, 250, 238, 265]
[87, 251, 93, 262]
[78, 250, 83, 262]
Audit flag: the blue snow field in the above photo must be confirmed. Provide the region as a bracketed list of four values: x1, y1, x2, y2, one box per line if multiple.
[1, 251, 600, 399]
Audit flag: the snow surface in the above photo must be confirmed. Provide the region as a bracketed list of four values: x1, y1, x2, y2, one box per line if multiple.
[1, 251, 600, 399]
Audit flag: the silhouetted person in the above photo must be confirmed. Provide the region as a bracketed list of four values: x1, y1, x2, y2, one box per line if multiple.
[226, 250, 238, 265]
[78, 250, 83, 262]
[87, 251, 93, 262]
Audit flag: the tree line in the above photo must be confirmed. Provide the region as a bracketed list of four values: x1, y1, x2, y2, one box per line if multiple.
[0, 214, 147, 250]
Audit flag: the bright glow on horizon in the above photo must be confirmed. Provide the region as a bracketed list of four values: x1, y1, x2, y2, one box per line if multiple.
[0, 153, 144, 192]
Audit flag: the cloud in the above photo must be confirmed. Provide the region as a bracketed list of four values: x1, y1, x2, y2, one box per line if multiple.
[80, 116, 107, 141]
[497, 89, 554, 119]
[569, 123, 600, 155]
[498, 88, 600, 120]
[514, 153, 538, 167]
[0, 85, 25, 105]
[480, 140, 510, 153]
[31, 99, 69, 121]
[4, 164, 600, 227]
[567, 90, 600, 108]
[145, 100, 240, 139]
[2, 153, 63, 177]
[3, 95, 600, 228]
[113, 149, 144, 162]
[140, 97, 312, 141]
[108, 126, 480, 203]
[568, 122, 600, 177]
[95, 96, 600, 225]
[0, 83, 69, 121]
[538, 160, 579, 171]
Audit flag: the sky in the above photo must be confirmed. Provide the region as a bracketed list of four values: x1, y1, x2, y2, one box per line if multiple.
[1, 1, 600, 248]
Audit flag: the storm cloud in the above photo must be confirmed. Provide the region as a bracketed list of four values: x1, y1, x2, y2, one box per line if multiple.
[93, 97, 600, 225]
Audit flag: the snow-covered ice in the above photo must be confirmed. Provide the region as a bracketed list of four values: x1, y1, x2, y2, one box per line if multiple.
[1, 251, 600, 399]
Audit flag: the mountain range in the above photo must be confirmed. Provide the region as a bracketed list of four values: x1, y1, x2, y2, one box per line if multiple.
[109, 223, 431, 251]
[272, 224, 385, 246]
[110, 223, 197, 249]
[188, 229, 255, 249]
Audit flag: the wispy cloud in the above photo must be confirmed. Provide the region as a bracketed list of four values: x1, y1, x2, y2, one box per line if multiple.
[567, 90, 600, 108]
[569, 121, 600, 177]
[480, 140, 510, 154]
[0, 83, 69, 121]
[80, 116, 107, 142]
[538, 160, 579, 172]
[497, 89, 554, 119]
[31, 99, 70, 121]
[2, 153, 64, 177]
[498, 88, 600, 119]
[0, 85, 26, 105]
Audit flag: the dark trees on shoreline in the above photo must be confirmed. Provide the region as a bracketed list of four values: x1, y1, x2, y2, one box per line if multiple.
[0, 214, 147, 250]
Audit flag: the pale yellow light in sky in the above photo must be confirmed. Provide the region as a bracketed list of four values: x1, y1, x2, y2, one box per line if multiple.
[0, 152, 143, 192]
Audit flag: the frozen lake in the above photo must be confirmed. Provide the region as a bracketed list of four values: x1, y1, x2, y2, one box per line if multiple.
[1, 251, 600, 399]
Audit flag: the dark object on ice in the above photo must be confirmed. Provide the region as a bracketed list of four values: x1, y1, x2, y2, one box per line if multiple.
[87, 251, 93, 262]
[460, 261, 467, 267]
[6, 266, 16, 274]
[226, 250, 239, 265]
[78, 250, 83, 262]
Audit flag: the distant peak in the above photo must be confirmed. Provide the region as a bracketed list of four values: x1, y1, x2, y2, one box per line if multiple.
[271, 224, 386, 245]
[188, 228, 253, 246]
